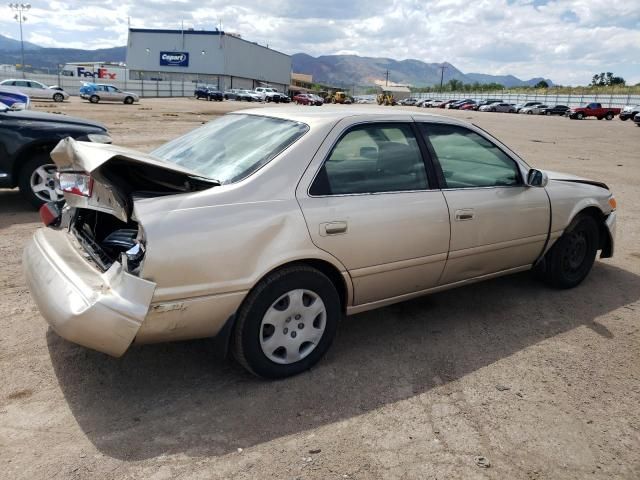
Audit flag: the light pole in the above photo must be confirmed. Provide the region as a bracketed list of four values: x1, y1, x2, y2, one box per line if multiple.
[8, 3, 31, 78]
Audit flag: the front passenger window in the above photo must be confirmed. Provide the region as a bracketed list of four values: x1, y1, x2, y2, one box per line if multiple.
[421, 124, 520, 189]
[310, 123, 428, 195]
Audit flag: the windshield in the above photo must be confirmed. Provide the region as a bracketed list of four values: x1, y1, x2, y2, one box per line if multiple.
[151, 114, 309, 184]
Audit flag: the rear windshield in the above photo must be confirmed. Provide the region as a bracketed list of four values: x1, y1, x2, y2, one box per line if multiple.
[152, 114, 308, 184]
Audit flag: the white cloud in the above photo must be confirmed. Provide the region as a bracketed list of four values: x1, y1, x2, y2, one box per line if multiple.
[1, 0, 638, 84]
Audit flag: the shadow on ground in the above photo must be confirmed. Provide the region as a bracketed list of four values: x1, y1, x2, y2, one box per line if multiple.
[47, 262, 640, 460]
[0, 190, 39, 228]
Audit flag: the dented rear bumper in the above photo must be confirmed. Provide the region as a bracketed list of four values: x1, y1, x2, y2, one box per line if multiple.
[23, 228, 156, 356]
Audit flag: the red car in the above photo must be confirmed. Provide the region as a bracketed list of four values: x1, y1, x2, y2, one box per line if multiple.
[568, 102, 621, 120]
[293, 93, 312, 105]
[460, 103, 477, 111]
[293, 93, 323, 106]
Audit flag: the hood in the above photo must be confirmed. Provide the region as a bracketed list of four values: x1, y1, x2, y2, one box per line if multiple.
[545, 170, 609, 190]
[5, 109, 105, 130]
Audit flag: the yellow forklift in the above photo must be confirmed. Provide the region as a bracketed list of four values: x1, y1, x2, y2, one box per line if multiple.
[376, 91, 397, 106]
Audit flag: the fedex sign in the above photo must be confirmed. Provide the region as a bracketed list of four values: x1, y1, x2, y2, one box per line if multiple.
[77, 67, 117, 80]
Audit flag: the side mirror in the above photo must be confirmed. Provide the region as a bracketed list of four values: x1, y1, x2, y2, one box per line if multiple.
[526, 168, 548, 187]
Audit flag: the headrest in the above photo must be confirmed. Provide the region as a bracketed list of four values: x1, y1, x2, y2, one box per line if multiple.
[377, 142, 418, 175]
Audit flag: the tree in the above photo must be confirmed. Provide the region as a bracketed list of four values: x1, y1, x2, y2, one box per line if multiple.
[534, 80, 549, 89]
[591, 72, 625, 87]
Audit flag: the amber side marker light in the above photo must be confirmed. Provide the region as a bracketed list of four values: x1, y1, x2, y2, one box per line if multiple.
[608, 197, 617, 210]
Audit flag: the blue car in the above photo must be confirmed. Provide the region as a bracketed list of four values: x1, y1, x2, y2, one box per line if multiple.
[0, 87, 30, 109]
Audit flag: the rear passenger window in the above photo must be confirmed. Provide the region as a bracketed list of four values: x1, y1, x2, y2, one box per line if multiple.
[420, 123, 521, 188]
[310, 124, 428, 195]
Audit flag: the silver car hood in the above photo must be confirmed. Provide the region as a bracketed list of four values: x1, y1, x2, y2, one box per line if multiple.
[545, 170, 609, 190]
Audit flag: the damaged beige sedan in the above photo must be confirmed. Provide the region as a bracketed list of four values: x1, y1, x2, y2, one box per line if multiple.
[24, 108, 616, 378]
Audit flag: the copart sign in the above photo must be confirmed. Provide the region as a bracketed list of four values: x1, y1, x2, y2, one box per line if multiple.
[160, 52, 189, 67]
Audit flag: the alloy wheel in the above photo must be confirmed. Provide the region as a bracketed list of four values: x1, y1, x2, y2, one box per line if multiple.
[30, 164, 63, 202]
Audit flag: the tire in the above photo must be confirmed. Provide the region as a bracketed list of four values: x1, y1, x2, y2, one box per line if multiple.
[490, 107, 496, 112]
[527, 110, 533, 114]
[546, 111, 551, 116]
[597, 117, 602, 120]
[540, 215, 599, 289]
[89, 95, 100, 104]
[576, 112, 584, 120]
[18, 152, 63, 208]
[605, 112, 614, 120]
[620, 116, 628, 121]
[232, 265, 341, 378]
[124, 96, 134, 105]
[53, 93, 64, 103]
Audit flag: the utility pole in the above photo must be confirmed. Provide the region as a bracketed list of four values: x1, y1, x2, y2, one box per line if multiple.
[385, 69, 389, 86]
[9, 3, 31, 78]
[439, 63, 448, 93]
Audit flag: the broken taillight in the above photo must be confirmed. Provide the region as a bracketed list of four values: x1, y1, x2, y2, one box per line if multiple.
[39, 202, 62, 227]
[57, 172, 93, 197]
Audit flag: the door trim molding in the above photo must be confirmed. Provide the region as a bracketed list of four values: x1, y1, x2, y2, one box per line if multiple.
[349, 252, 448, 278]
[448, 233, 548, 260]
[347, 264, 531, 315]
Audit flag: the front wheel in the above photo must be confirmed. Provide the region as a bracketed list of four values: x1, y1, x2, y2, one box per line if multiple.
[124, 96, 134, 104]
[576, 112, 584, 120]
[89, 95, 100, 104]
[538, 215, 599, 289]
[53, 93, 64, 102]
[232, 265, 341, 378]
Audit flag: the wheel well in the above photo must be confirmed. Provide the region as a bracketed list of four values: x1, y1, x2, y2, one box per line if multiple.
[263, 259, 349, 312]
[575, 206, 612, 257]
[12, 143, 55, 188]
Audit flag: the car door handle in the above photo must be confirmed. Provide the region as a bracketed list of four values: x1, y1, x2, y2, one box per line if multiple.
[320, 221, 348, 236]
[455, 209, 475, 221]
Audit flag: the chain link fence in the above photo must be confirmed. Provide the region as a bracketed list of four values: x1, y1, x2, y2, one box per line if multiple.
[0, 71, 204, 98]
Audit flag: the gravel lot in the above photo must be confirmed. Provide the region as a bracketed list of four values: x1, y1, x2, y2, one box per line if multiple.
[1, 97, 639, 479]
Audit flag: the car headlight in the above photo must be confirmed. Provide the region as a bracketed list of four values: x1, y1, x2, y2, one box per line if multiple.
[87, 133, 112, 144]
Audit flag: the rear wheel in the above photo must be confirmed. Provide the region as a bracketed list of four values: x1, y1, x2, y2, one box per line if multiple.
[605, 112, 614, 120]
[232, 265, 341, 378]
[539, 215, 599, 289]
[89, 95, 100, 104]
[53, 93, 64, 102]
[18, 153, 63, 208]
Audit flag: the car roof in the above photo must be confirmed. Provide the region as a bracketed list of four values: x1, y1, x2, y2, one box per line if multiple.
[233, 106, 470, 128]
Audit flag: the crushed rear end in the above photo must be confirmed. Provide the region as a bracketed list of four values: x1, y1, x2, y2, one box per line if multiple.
[23, 138, 219, 356]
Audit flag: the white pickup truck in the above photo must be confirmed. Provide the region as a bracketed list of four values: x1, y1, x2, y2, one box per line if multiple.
[254, 87, 289, 103]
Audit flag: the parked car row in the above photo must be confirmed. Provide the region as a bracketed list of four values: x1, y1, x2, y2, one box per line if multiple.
[414, 97, 635, 121]
[220, 88, 290, 103]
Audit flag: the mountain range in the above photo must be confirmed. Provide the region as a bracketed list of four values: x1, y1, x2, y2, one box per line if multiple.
[0, 34, 553, 87]
[291, 53, 553, 88]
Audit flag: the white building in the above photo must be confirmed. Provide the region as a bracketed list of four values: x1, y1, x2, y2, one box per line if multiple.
[125, 28, 291, 92]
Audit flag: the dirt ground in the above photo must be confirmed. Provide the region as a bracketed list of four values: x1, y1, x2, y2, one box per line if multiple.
[1, 97, 639, 479]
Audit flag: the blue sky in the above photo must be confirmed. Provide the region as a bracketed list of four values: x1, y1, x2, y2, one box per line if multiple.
[2, 0, 639, 85]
